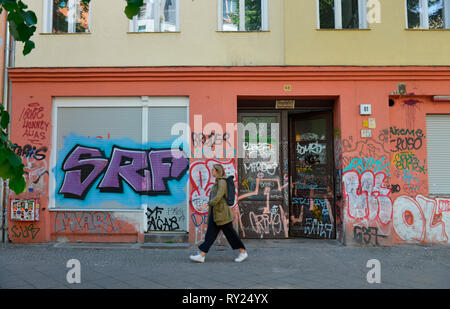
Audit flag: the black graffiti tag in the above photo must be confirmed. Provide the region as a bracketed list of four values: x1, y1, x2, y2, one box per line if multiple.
[146, 206, 180, 231]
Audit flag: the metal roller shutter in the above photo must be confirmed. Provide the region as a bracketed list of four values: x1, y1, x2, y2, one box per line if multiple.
[426, 114, 450, 196]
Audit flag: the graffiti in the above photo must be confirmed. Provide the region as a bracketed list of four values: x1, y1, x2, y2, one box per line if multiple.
[343, 170, 392, 224]
[342, 135, 390, 160]
[238, 178, 289, 238]
[54, 212, 125, 234]
[392, 151, 427, 175]
[243, 142, 276, 160]
[296, 141, 325, 156]
[190, 159, 237, 214]
[243, 161, 277, 176]
[393, 195, 450, 244]
[146, 206, 183, 231]
[190, 212, 228, 245]
[390, 127, 424, 138]
[11, 144, 48, 161]
[19, 102, 49, 145]
[24, 158, 48, 193]
[191, 132, 231, 148]
[10, 224, 40, 239]
[249, 204, 286, 237]
[304, 218, 333, 239]
[344, 156, 390, 175]
[353, 226, 387, 246]
[296, 142, 325, 165]
[402, 170, 420, 190]
[55, 134, 189, 209]
[390, 126, 424, 152]
[391, 184, 401, 193]
[59, 145, 188, 200]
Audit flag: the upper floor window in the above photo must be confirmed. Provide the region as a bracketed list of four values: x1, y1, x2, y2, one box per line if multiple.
[407, 0, 450, 29]
[130, 0, 179, 32]
[218, 0, 268, 31]
[45, 0, 90, 33]
[318, 0, 368, 29]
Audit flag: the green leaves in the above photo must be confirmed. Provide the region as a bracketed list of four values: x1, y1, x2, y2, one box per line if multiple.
[0, 106, 26, 195]
[125, 0, 144, 19]
[1, 108, 9, 129]
[1, 0, 37, 55]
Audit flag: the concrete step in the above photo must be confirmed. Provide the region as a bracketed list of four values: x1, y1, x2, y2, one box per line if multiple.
[140, 243, 190, 250]
[144, 232, 188, 244]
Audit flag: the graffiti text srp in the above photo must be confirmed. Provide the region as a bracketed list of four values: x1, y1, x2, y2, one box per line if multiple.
[59, 145, 188, 200]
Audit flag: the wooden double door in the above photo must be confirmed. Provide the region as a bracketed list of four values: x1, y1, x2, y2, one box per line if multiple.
[238, 111, 335, 239]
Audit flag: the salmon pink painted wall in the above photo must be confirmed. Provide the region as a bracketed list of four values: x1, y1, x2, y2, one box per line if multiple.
[6, 67, 450, 246]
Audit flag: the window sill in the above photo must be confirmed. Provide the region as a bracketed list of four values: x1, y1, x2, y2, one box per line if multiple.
[216, 30, 270, 33]
[405, 28, 450, 31]
[127, 31, 181, 34]
[40, 32, 91, 35]
[316, 28, 371, 31]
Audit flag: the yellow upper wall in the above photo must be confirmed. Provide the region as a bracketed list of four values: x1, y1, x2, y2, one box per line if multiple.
[286, 0, 450, 65]
[14, 0, 450, 67]
[14, 0, 285, 67]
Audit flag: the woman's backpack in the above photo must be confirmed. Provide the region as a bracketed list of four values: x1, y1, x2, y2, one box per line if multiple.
[225, 176, 236, 206]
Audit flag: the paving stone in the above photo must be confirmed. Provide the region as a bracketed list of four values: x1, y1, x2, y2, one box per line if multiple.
[0, 241, 449, 289]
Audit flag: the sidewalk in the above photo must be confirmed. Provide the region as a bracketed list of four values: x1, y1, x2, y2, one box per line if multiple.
[0, 239, 449, 289]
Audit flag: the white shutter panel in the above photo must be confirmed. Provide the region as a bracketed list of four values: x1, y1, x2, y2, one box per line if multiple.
[426, 115, 450, 196]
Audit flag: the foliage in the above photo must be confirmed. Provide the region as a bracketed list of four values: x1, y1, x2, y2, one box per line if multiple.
[0, 0, 37, 55]
[0, 1, 144, 194]
[0, 0, 143, 55]
[0, 104, 26, 194]
[230, 0, 262, 31]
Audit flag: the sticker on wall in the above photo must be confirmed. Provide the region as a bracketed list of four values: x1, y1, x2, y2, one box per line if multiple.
[368, 118, 376, 129]
[10, 199, 40, 221]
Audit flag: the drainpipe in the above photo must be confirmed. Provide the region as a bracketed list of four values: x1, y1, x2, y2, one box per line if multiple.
[1, 19, 12, 243]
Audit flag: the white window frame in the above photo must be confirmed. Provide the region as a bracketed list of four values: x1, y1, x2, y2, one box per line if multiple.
[317, 0, 368, 29]
[406, 0, 450, 29]
[218, 0, 269, 31]
[50, 96, 190, 231]
[43, 0, 91, 33]
[129, 0, 180, 32]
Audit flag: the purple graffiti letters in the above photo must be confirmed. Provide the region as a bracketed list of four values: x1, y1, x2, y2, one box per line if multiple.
[59, 145, 109, 199]
[98, 147, 152, 193]
[59, 145, 189, 199]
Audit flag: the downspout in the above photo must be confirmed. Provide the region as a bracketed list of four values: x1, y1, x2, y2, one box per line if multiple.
[2, 20, 12, 243]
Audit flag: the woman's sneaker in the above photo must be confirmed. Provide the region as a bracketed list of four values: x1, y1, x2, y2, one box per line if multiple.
[190, 252, 205, 263]
[234, 251, 248, 263]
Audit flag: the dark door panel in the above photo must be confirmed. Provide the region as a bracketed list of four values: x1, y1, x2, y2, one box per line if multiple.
[289, 112, 335, 239]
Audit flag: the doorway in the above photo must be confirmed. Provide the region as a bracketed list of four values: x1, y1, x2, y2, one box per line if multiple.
[237, 99, 336, 239]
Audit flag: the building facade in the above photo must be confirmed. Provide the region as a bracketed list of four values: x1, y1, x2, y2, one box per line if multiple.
[5, 0, 450, 246]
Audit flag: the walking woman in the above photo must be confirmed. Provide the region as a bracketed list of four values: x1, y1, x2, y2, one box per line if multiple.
[190, 164, 248, 263]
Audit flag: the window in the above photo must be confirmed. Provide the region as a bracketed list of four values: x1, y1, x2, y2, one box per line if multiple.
[130, 0, 179, 32]
[51, 97, 189, 212]
[407, 0, 450, 29]
[45, 0, 90, 33]
[218, 0, 268, 31]
[318, 0, 368, 29]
